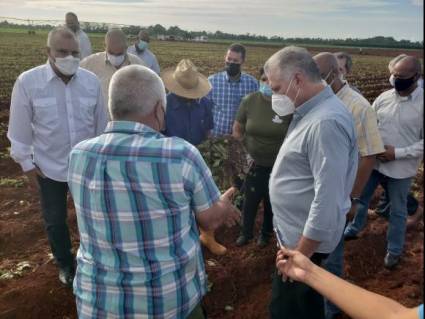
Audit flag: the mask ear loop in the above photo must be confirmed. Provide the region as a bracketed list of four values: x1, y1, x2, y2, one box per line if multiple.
[285, 76, 295, 96]
[324, 69, 333, 82]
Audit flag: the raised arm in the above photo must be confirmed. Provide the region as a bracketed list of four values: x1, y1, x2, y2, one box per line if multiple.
[276, 248, 420, 319]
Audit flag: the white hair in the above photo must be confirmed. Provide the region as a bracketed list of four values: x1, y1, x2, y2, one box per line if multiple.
[47, 26, 78, 48]
[264, 46, 322, 83]
[109, 65, 166, 120]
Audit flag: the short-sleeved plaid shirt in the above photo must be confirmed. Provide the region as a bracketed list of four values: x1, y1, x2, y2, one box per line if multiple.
[68, 121, 221, 319]
[208, 71, 259, 136]
[336, 84, 385, 157]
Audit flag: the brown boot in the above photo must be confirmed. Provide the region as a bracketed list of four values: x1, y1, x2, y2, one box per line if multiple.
[199, 228, 227, 255]
[406, 206, 423, 230]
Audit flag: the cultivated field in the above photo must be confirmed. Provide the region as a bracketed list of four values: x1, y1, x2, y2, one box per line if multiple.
[0, 30, 423, 318]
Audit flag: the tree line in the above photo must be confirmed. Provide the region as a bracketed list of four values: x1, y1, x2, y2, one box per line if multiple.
[0, 20, 422, 49]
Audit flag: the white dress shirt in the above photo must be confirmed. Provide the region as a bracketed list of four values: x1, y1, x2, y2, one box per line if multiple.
[373, 86, 423, 179]
[127, 45, 160, 75]
[77, 29, 92, 59]
[80, 52, 145, 108]
[7, 62, 108, 182]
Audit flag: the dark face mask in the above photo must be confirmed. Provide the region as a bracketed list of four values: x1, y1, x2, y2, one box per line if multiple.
[394, 75, 417, 92]
[225, 62, 241, 77]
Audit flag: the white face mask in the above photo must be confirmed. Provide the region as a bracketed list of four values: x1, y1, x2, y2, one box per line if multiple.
[54, 55, 80, 76]
[107, 53, 125, 67]
[271, 77, 299, 117]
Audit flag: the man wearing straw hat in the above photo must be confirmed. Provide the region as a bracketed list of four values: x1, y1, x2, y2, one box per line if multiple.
[162, 59, 227, 255]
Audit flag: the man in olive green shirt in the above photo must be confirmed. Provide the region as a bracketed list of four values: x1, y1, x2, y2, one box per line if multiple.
[232, 68, 292, 247]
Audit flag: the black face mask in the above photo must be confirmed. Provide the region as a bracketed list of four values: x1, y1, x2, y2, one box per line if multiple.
[394, 75, 417, 92]
[225, 62, 241, 77]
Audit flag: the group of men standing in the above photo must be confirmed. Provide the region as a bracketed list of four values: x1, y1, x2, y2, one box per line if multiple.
[6, 11, 423, 319]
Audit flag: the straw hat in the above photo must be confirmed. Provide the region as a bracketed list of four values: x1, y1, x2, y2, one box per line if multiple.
[161, 59, 211, 99]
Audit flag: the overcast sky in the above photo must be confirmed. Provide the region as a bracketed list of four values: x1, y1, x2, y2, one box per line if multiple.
[0, 0, 423, 41]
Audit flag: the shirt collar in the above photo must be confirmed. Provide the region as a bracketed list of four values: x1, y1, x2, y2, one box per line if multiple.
[104, 120, 160, 136]
[169, 94, 199, 109]
[294, 85, 333, 118]
[392, 86, 422, 101]
[224, 71, 242, 83]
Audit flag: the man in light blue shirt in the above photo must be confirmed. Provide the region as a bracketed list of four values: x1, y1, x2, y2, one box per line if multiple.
[127, 30, 160, 75]
[265, 46, 358, 319]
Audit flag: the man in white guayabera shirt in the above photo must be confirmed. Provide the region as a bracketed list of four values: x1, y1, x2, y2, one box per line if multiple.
[7, 26, 108, 287]
[65, 12, 92, 59]
[80, 28, 145, 111]
[344, 55, 424, 269]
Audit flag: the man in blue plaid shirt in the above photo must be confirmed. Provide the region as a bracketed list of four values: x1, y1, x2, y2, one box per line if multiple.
[68, 65, 240, 319]
[208, 43, 259, 136]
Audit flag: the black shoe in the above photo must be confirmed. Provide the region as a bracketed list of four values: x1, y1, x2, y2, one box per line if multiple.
[257, 234, 270, 248]
[59, 266, 75, 288]
[235, 235, 252, 247]
[384, 253, 400, 269]
[343, 234, 359, 241]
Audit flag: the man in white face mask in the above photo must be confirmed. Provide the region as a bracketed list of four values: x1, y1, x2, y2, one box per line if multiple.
[80, 27, 145, 112]
[265, 46, 358, 319]
[7, 26, 108, 287]
[127, 29, 160, 75]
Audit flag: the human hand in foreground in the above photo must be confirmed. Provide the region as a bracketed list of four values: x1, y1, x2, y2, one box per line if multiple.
[376, 145, 395, 162]
[276, 247, 314, 283]
[25, 167, 45, 191]
[220, 187, 241, 227]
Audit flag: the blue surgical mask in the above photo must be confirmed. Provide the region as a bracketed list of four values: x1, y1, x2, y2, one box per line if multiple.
[259, 82, 273, 97]
[137, 40, 148, 51]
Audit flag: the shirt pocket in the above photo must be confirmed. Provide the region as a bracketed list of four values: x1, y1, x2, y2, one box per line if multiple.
[79, 97, 97, 127]
[32, 97, 58, 131]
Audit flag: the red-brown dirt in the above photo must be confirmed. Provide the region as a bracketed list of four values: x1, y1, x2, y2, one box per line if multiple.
[0, 107, 423, 318]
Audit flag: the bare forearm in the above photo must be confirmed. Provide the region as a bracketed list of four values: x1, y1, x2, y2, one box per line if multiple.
[351, 156, 376, 198]
[295, 236, 320, 258]
[305, 264, 412, 319]
[232, 122, 244, 141]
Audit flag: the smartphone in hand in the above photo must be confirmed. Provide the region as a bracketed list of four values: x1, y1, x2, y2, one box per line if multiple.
[274, 227, 285, 249]
[274, 227, 292, 282]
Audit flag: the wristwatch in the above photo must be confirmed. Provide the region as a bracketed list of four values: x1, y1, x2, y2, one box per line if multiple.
[350, 197, 361, 205]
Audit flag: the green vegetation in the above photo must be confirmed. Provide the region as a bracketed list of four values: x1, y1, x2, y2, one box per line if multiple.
[0, 20, 422, 49]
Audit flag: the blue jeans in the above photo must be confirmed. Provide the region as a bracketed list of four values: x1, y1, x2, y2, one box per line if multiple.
[344, 170, 412, 256]
[323, 234, 345, 318]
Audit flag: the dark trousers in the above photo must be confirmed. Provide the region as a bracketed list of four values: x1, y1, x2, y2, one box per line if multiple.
[270, 253, 329, 319]
[37, 176, 74, 269]
[241, 164, 273, 238]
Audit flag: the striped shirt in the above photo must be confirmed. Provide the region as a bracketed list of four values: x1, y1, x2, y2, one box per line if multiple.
[208, 71, 258, 136]
[336, 83, 385, 157]
[68, 121, 221, 319]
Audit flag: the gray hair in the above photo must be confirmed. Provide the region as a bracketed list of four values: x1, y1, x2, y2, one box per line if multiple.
[47, 26, 78, 48]
[334, 52, 353, 74]
[105, 27, 127, 47]
[109, 65, 166, 120]
[388, 54, 410, 72]
[264, 46, 321, 83]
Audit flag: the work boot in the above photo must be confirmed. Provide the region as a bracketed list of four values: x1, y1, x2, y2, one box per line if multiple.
[407, 206, 423, 230]
[256, 234, 270, 248]
[199, 228, 227, 255]
[384, 253, 400, 269]
[235, 234, 252, 247]
[59, 265, 75, 288]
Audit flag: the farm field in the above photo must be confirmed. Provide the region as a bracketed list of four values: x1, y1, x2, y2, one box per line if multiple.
[0, 30, 423, 318]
